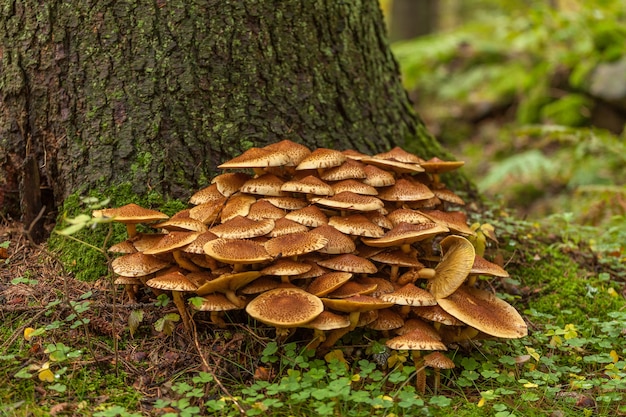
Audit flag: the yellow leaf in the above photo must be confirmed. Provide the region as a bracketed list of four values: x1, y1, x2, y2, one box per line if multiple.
[550, 335, 563, 347]
[324, 349, 347, 365]
[477, 397, 486, 407]
[38, 369, 55, 382]
[24, 327, 36, 341]
[610, 350, 619, 363]
[526, 346, 540, 362]
[523, 382, 538, 388]
[351, 374, 361, 382]
[607, 287, 618, 297]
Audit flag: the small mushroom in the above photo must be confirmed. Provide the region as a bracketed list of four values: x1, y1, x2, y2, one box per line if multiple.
[146, 271, 198, 332]
[423, 351, 455, 394]
[92, 203, 169, 238]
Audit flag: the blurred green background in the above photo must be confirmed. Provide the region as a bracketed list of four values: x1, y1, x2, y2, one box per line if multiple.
[382, 0, 625, 242]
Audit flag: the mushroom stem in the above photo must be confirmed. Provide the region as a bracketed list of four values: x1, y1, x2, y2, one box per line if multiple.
[467, 274, 477, 286]
[413, 351, 426, 394]
[126, 224, 138, 238]
[171, 291, 192, 332]
[210, 311, 227, 328]
[173, 251, 201, 272]
[320, 327, 350, 348]
[432, 369, 441, 395]
[225, 290, 247, 308]
[390, 265, 400, 281]
[348, 311, 361, 330]
[306, 329, 326, 350]
[417, 268, 436, 279]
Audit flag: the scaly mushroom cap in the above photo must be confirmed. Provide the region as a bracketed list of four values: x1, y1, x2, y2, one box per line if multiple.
[196, 271, 262, 295]
[281, 175, 334, 196]
[386, 323, 446, 351]
[360, 156, 424, 174]
[312, 191, 384, 212]
[246, 287, 324, 328]
[261, 259, 312, 277]
[367, 308, 405, 331]
[317, 254, 378, 274]
[220, 194, 257, 222]
[306, 272, 353, 297]
[93, 203, 169, 224]
[143, 231, 201, 255]
[377, 178, 435, 202]
[356, 276, 395, 297]
[301, 311, 351, 331]
[153, 217, 209, 233]
[362, 222, 448, 248]
[370, 250, 425, 268]
[203, 238, 272, 264]
[246, 200, 286, 221]
[128, 233, 167, 252]
[374, 147, 423, 164]
[146, 271, 198, 292]
[262, 196, 309, 210]
[419, 157, 465, 174]
[432, 188, 465, 206]
[112, 252, 171, 277]
[295, 148, 346, 170]
[192, 293, 242, 312]
[211, 172, 252, 197]
[412, 305, 465, 326]
[264, 231, 328, 258]
[240, 173, 286, 197]
[189, 198, 228, 224]
[321, 295, 394, 313]
[386, 208, 432, 226]
[327, 281, 378, 298]
[310, 225, 356, 254]
[263, 140, 312, 166]
[284, 205, 328, 227]
[331, 179, 378, 196]
[471, 255, 509, 278]
[183, 231, 219, 254]
[267, 218, 309, 237]
[189, 183, 226, 205]
[418, 210, 475, 235]
[209, 216, 274, 239]
[426, 235, 476, 299]
[108, 240, 138, 254]
[320, 159, 367, 181]
[423, 352, 456, 369]
[328, 214, 384, 237]
[436, 286, 528, 339]
[362, 164, 396, 187]
[218, 147, 290, 169]
[379, 283, 437, 306]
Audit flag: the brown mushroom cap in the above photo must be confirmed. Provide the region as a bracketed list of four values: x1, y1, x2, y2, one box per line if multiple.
[331, 179, 378, 196]
[264, 231, 328, 258]
[432, 188, 465, 206]
[209, 216, 274, 239]
[220, 194, 257, 222]
[370, 250, 425, 269]
[418, 210, 475, 235]
[306, 272, 353, 297]
[263, 140, 312, 166]
[146, 271, 198, 292]
[380, 283, 437, 306]
[387, 209, 432, 226]
[362, 164, 396, 187]
[240, 173, 286, 197]
[374, 147, 423, 164]
[108, 240, 138, 254]
[436, 285, 528, 339]
[317, 254, 378, 274]
[246, 287, 324, 327]
[412, 305, 465, 326]
[310, 225, 356, 254]
[321, 295, 394, 313]
[195, 270, 262, 295]
[189, 198, 228, 224]
[301, 310, 351, 331]
[328, 214, 384, 238]
[203, 238, 272, 264]
[284, 205, 328, 227]
[423, 351, 455, 369]
[419, 157, 465, 174]
[281, 175, 334, 196]
[93, 203, 169, 224]
[386, 325, 446, 351]
[112, 252, 171, 277]
[261, 259, 312, 277]
[320, 159, 367, 181]
[367, 308, 405, 331]
[143, 231, 201, 255]
[152, 217, 209, 233]
[189, 184, 226, 205]
[312, 191, 384, 212]
[362, 222, 448, 248]
[327, 280, 378, 298]
[360, 157, 425, 174]
[471, 255, 509, 278]
[218, 147, 290, 169]
[377, 178, 435, 202]
[267, 218, 310, 237]
[211, 172, 252, 197]
[295, 148, 346, 170]
[262, 196, 309, 210]
[192, 293, 242, 312]
[426, 235, 476, 299]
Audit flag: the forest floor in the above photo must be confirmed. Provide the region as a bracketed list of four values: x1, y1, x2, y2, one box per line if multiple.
[1, 212, 625, 416]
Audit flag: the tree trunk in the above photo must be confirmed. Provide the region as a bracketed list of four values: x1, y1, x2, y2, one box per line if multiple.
[0, 0, 454, 241]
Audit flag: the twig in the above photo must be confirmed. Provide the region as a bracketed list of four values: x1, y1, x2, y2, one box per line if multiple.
[191, 320, 246, 415]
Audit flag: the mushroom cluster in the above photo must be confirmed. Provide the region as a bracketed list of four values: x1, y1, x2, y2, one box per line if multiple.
[95, 141, 527, 390]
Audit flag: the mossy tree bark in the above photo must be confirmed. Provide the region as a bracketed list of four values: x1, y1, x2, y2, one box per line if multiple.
[0, 0, 457, 241]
